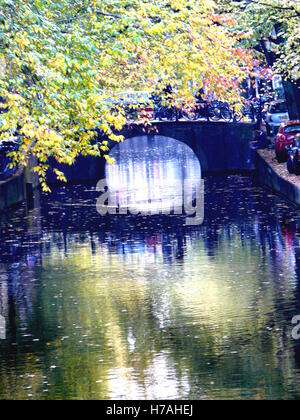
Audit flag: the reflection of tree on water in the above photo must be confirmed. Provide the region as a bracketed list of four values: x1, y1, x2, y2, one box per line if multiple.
[38, 178, 300, 399]
[0, 200, 42, 339]
[1, 168, 300, 398]
[2, 235, 296, 399]
[0, 270, 7, 340]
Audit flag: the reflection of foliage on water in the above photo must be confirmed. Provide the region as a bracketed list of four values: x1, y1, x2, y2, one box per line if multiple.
[1, 176, 300, 399]
[165, 234, 299, 399]
[1, 232, 298, 399]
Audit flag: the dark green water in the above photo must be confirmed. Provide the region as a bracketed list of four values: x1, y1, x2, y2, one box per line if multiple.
[1, 136, 300, 400]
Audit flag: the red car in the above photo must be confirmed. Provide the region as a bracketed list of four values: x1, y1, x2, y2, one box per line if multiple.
[275, 120, 300, 162]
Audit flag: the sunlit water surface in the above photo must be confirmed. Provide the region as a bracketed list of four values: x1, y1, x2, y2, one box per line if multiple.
[1, 136, 300, 400]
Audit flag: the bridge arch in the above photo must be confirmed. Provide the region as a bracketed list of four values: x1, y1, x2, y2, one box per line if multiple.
[46, 120, 254, 185]
[114, 120, 254, 175]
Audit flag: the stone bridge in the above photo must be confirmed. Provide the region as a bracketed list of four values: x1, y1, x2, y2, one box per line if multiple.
[47, 120, 255, 183]
[0, 120, 256, 210]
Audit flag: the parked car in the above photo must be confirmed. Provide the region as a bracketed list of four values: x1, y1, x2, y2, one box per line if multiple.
[265, 100, 290, 136]
[275, 120, 300, 162]
[287, 134, 300, 175]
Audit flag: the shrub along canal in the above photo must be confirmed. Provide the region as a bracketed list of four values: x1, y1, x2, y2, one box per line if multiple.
[0, 136, 300, 400]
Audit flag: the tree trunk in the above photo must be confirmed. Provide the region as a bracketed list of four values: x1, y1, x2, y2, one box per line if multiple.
[260, 40, 300, 120]
[283, 79, 300, 120]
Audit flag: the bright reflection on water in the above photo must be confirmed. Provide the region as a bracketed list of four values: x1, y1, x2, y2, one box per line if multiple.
[106, 136, 201, 214]
[1, 136, 300, 400]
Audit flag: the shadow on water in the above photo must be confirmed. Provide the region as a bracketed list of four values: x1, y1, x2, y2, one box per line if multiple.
[0, 136, 300, 399]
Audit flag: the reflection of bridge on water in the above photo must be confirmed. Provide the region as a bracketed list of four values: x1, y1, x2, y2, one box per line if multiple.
[3, 177, 296, 264]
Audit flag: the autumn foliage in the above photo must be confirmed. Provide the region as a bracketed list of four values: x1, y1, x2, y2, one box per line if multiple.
[0, 0, 254, 189]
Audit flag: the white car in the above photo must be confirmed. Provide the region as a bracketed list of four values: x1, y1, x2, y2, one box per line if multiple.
[265, 101, 290, 136]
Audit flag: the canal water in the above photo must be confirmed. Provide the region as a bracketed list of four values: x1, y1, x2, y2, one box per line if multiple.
[1, 136, 300, 400]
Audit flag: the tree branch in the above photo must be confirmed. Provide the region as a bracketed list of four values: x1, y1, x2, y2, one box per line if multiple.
[58, 9, 122, 25]
[242, 0, 300, 17]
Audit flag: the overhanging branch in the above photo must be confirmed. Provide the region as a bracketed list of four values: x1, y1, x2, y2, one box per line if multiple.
[241, 0, 300, 17]
[58, 9, 122, 25]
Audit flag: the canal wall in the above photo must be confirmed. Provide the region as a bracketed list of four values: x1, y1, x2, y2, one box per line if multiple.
[256, 150, 300, 207]
[0, 158, 39, 211]
[0, 168, 25, 211]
